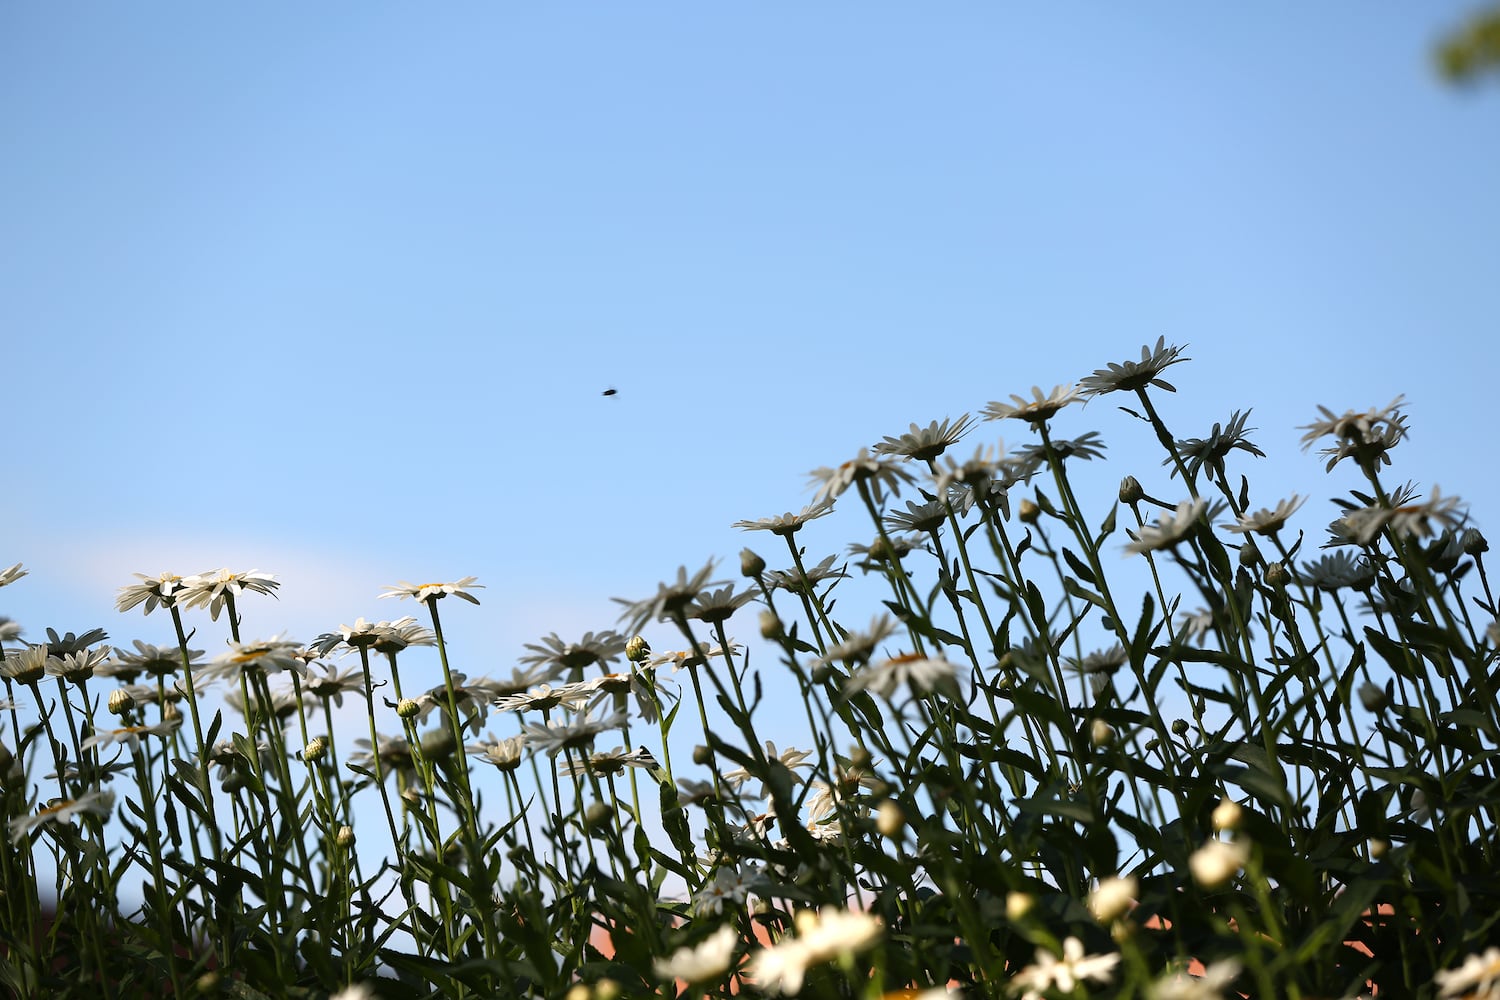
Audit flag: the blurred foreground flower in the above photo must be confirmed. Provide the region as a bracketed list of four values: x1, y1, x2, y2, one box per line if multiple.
[1010, 936, 1120, 998]
[745, 906, 883, 996]
[653, 923, 740, 985]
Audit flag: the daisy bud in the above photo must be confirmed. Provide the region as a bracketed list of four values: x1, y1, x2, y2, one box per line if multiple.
[1171, 719, 1189, 737]
[1211, 797, 1243, 832]
[396, 698, 420, 720]
[876, 799, 906, 838]
[304, 737, 328, 763]
[337, 824, 356, 849]
[584, 802, 614, 830]
[162, 702, 181, 722]
[1090, 719, 1115, 747]
[626, 635, 651, 663]
[848, 744, 873, 770]
[1019, 499, 1040, 524]
[1264, 561, 1290, 587]
[1238, 539, 1263, 568]
[1119, 476, 1144, 504]
[1006, 891, 1035, 921]
[1189, 838, 1249, 890]
[740, 547, 766, 578]
[759, 610, 783, 640]
[1089, 875, 1138, 923]
[692, 744, 713, 766]
[108, 689, 136, 716]
[1462, 528, 1489, 555]
[1359, 682, 1388, 712]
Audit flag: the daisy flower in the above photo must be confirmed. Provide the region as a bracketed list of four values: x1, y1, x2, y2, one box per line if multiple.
[808, 448, 915, 505]
[653, 923, 740, 985]
[1079, 338, 1190, 396]
[0, 563, 27, 588]
[518, 630, 627, 677]
[1125, 499, 1210, 555]
[80, 717, 181, 752]
[733, 498, 836, 537]
[520, 709, 628, 757]
[175, 569, 280, 621]
[115, 572, 187, 615]
[8, 788, 115, 845]
[1223, 494, 1307, 536]
[844, 653, 959, 700]
[872, 415, 976, 462]
[379, 577, 483, 605]
[1434, 947, 1500, 999]
[203, 637, 307, 681]
[613, 561, 722, 633]
[982, 384, 1080, 427]
[1009, 936, 1120, 998]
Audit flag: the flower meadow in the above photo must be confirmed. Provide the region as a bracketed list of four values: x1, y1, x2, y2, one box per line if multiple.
[4, 342, 1500, 1000]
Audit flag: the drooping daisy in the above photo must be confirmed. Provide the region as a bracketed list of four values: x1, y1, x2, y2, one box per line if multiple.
[1009, 936, 1120, 998]
[652, 923, 740, 985]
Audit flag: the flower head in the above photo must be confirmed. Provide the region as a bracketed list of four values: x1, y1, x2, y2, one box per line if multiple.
[982, 384, 1080, 427]
[175, 569, 280, 621]
[746, 907, 884, 996]
[80, 717, 181, 752]
[653, 923, 740, 985]
[872, 415, 977, 462]
[116, 573, 188, 615]
[1223, 494, 1306, 536]
[808, 448, 915, 505]
[203, 637, 307, 682]
[614, 561, 722, 634]
[688, 584, 757, 626]
[844, 653, 959, 701]
[1010, 936, 1120, 998]
[1170, 410, 1264, 482]
[0, 563, 27, 588]
[1080, 338, 1190, 396]
[379, 577, 483, 605]
[1125, 499, 1210, 555]
[101, 641, 202, 682]
[733, 498, 836, 537]
[520, 709, 628, 756]
[1300, 396, 1410, 471]
[8, 789, 115, 845]
[469, 733, 528, 771]
[1434, 947, 1500, 999]
[519, 631, 627, 680]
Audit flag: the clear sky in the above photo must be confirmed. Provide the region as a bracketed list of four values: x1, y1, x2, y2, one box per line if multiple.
[3, 5, 1495, 708]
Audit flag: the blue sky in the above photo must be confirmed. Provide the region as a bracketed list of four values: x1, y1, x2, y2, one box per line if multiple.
[3, 5, 1495, 710]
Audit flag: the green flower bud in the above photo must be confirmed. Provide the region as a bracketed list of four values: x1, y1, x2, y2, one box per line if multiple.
[1171, 718, 1190, 737]
[740, 547, 766, 578]
[626, 635, 651, 663]
[108, 688, 136, 716]
[303, 736, 328, 762]
[1119, 476, 1144, 504]
[396, 698, 421, 720]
